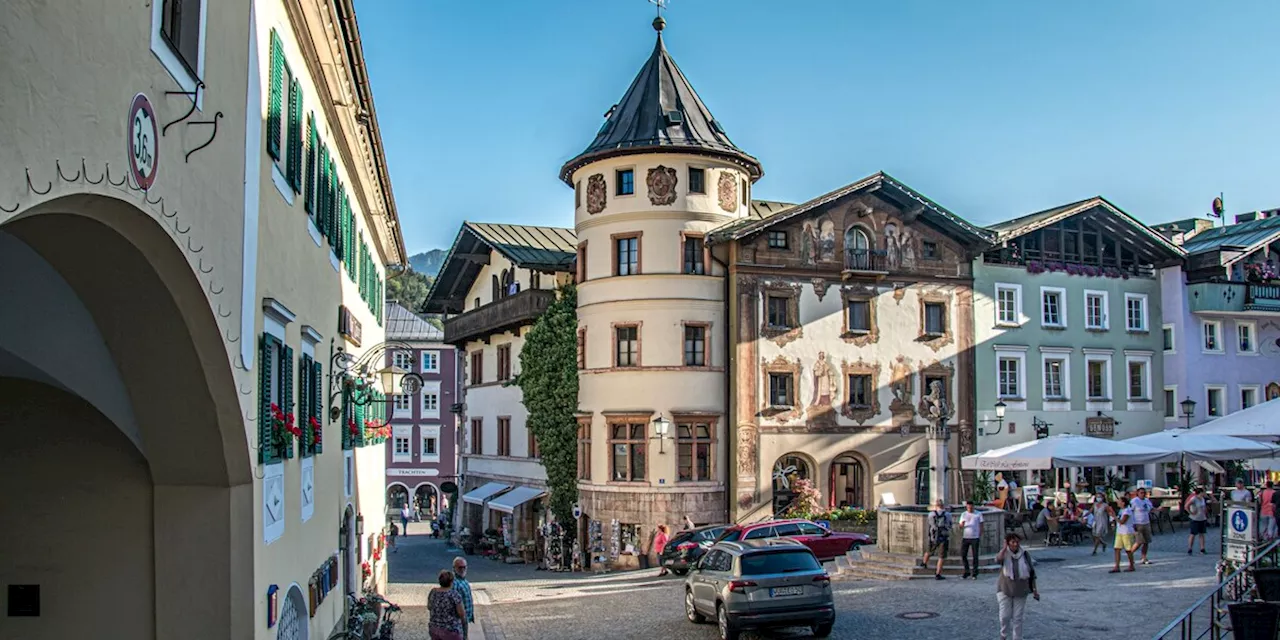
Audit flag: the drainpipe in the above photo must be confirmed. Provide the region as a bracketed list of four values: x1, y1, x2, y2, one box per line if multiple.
[710, 248, 732, 525]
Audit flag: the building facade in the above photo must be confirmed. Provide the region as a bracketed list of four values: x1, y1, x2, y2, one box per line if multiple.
[383, 303, 458, 518]
[0, 1, 401, 638]
[1159, 213, 1280, 430]
[424, 222, 576, 544]
[974, 199, 1184, 481]
[712, 173, 992, 521]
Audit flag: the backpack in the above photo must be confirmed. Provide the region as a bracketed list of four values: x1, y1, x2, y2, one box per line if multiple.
[928, 510, 952, 543]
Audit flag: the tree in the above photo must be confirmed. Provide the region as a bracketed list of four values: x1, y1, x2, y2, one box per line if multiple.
[385, 268, 433, 312]
[516, 284, 579, 533]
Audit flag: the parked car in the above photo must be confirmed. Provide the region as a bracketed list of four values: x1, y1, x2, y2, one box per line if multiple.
[684, 538, 835, 640]
[660, 524, 728, 575]
[715, 519, 869, 561]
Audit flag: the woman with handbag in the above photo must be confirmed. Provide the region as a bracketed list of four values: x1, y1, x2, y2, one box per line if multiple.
[995, 533, 1039, 640]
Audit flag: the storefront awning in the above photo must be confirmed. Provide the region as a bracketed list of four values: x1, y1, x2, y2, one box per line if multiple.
[461, 482, 511, 506]
[486, 486, 546, 514]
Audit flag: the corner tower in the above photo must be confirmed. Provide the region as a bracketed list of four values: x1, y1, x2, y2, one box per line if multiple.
[564, 16, 762, 563]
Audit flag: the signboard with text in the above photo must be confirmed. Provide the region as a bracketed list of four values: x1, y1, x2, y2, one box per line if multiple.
[1085, 417, 1115, 438]
[1223, 501, 1258, 562]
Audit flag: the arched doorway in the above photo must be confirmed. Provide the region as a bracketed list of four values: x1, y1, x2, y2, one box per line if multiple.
[772, 453, 812, 514]
[0, 196, 252, 638]
[829, 453, 868, 509]
[386, 483, 409, 511]
[414, 482, 440, 519]
[277, 584, 309, 640]
[844, 226, 871, 269]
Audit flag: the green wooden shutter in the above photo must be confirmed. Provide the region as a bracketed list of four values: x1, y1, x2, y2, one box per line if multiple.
[312, 359, 324, 455]
[334, 188, 346, 261]
[298, 354, 311, 457]
[340, 387, 352, 451]
[304, 114, 317, 214]
[354, 399, 365, 448]
[327, 162, 338, 247]
[267, 30, 284, 160]
[281, 344, 295, 459]
[345, 204, 356, 278]
[317, 146, 329, 230]
[258, 335, 275, 464]
[286, 79, 303, 192]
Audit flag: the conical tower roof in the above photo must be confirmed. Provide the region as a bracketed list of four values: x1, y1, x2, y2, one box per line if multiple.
[559, 18, 762, 185]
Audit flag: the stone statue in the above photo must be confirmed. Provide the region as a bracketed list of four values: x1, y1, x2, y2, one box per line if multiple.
[920, 380, 951, 424]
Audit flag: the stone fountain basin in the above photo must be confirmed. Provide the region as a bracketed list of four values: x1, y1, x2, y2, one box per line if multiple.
[877, 505, 1007, 558]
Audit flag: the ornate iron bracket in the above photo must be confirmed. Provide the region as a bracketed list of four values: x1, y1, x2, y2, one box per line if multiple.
[185, 111, 223, 163]
[325, 338, 424, 424]
[163, 80, 205, 136]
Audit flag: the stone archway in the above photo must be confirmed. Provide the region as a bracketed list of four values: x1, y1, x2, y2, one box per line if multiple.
[771, 452, 815, 514]
[386, 483, 410, 510]
[414, 482, 440, 518]
[0, 195, 252, 640]
[829, 452, 870, 509]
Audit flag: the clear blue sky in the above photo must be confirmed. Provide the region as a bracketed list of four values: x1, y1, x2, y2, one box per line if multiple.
[354, 0, 1280, 256]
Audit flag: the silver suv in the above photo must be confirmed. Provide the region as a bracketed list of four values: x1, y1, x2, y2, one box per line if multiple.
[684, 538, 835, 640]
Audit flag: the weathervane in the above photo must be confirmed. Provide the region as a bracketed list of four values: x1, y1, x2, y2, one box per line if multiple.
[649, 0, 669, 17]
[649, 0, 670, 31]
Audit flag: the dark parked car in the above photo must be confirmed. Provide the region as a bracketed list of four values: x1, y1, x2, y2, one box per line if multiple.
[715, 519, 869, 561]
[660, 524, 727, 575]
[684, 538, 835, 640]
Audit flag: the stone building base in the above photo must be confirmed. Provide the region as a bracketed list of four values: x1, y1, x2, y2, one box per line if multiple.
[578, 483, 726, 569]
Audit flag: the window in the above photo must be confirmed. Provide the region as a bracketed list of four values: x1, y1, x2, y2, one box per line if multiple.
[1162, 325, 1175, 353]
[768, 373, 794, 407]
[924, 302, 946, 336]
[469, 350, 483, 385]
[393, 350, 414, 370]
[1164, 387, 1177, 419]
[497, 417, 511, 456]
[998, 356, 1021, 398]
[159, 0, 203, 76]
[1125, 294, 1148, 332]
[616, 169, 634, 196]
[497, 344, 512, 381]
[1085, 291, 1108, 330]
[610, 421, 647, 481]
[393, 433, 411, 462]
[689, 167, 705, 194]
[683, 235, 706, 275]
[1128, 360, 1148, 400]
[421, 382, 440, 418]
[421, 351, 439, 373]
[266, 30, 302, 193]
[577, 419, 592, 480]
[677, 421, 714, 482]
[1238, 322, 1257, 354]
[1203, 320, 1223, 353]
[614, 234, 640, 276]
[1043, 358, 1065, 399]
[577, 327, 587, 370]
[766, 295, 792, 329]
[1087, 358, 1110, 400]
[847, 299, 870, 332]
[528, 431, 539, 459]
[1041, 288, 1066, 327]
[470, 418, 483, 455]
[848, 374, 872, 407]
[683, 324, 707, 367]
[1242, 386, 1260, 410]
[394, 394, 412, 411]
[922, 241, 939, 260]
[767, 231, 788, 249]
[574, 180, 581, 209]
[576, 241, 588, 282]
[422, 429, 439, 461]
[996, 284, 1021, 326]
[615, 325, 639, 367]
[1207, 387, 1225, 417]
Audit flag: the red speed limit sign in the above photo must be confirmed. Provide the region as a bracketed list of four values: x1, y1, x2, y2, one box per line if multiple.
[127, 93, 159, 190]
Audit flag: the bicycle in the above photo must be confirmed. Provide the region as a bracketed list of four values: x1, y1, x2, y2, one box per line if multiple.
[326, 592, 401, 640]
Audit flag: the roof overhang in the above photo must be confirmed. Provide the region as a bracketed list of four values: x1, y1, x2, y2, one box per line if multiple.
[559, 144, 763, 187]
[993, 197, 1186, 265]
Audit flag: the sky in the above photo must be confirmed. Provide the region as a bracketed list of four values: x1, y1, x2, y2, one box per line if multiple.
[354, 0, 1280, 256]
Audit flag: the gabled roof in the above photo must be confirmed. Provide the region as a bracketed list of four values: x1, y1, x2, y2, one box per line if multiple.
[385, 302, 443, 342]
[708, 172, 992, 247]
[558, 20, 762, 185]
[423, 222, 577, 315]
[988, 196, 1185, 261]
[1179, 215, 1280, 260]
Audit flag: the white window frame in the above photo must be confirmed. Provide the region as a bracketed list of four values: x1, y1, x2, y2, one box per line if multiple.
[1124, 293, 1148, 332]
[1241, 385, 1261, 411]
[1164, 385, 1179, 423]
[392, 425, 413, 463]
[422, 350, 441, 373]
[1202, 320, 1224, 354]
[1162, 323, 1176, 354]
[394, 394, 412, 412]
[1039, 347, 1072, 411]
[1124, 350, 1154, 410]
[421, 425, 441, 463]
[421, 380, 442, 419]
[994, 345, 1028, 410]
[1083, 348, 1114, 412]
[1084, 290, 1109, 330]
[1205, 384, 1227, 418]
[393, 350, 414, 371]
[1040, 286, 1067, 328]
[995, 283, 1023, 327]
[1237, 321, 1258, 355]
[150, 0, 208, 108]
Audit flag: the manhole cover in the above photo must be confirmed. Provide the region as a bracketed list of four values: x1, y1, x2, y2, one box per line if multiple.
[897, 612, 939, 620]
[1037, 558, 1066, 563]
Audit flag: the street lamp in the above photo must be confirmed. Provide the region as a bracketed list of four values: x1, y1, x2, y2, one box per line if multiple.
[652, 414, 672, 454]
[1181, 396, 1197, 429]
[978, 400, 1007, 436]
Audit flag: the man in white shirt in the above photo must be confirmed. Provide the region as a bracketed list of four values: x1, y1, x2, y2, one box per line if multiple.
[1231, 478, 1254, 503]
[1130, 488, 1155, 565]
[959, 500, 984, 579]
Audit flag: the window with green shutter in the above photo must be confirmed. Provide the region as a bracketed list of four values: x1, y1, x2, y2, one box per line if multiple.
[298, 354, 312, 457]
[334, 186, 347, 261]
[304, 114, 317, 214]
[267, 29, 284, 161]
[326, 161, 338, 245]
[317, 146, 329, 231]
[258, 334, 278, 464]
[341, 386, 354, 451]
[354, 399, 366, 447]
[345, 205, 356, 278]
[311, 359, 324, 455]
[280, 344, 295, 459]
[286, 79, 303, 192]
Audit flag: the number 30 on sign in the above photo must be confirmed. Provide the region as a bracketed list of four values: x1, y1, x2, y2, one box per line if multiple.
[127, 93, 159, 190]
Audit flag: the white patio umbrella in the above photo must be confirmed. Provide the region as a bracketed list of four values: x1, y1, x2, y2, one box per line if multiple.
[1189, 398, 1280, 440]
[1122, 429, 1278, 462]
[961, 433, 1180, 470]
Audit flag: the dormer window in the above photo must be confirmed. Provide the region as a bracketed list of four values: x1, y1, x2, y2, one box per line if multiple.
[616, 169, 634, 196]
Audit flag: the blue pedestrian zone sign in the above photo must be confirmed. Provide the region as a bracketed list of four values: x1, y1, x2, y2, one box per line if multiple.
[1232, 510, 1250, 535]
[1224, 502, 1257, 544]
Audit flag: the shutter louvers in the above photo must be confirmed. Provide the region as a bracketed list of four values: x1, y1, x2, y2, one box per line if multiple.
[304, 114, 317, 214]
[312, 360, 324, 455]
[335, 188, 347, 262]
[354, 400, 365, 448]
[267, 30, 284, 160]
[298, 354, 311, 457]
[317, 146, 329, 231]
[328, 163, 339, 248]
[286, 79, 303, 192]
[282, 344, 295, 459]
[341, 387, 352, 451]
[258, 335, 274, 464]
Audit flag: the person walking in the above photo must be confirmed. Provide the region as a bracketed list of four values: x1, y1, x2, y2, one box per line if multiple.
[1110, 496, 1137, 573]
[451, 557, 474, 639]
[1089, 493, 1112, 556]
[1185, 487, 1209, 555]
[995, 533, 1039, 640]
[920, 498, 952, 580]
[1131, 488, 1155, 565]
[1264, 481, 1279, 541]
[401, 503, 412, 537]
[654, 524, 671, 577]
[958, 500, 984, 579]
[427, 570, 467, 640]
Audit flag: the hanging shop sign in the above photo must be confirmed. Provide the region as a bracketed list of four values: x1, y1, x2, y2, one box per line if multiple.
[339, 305, 362, 347]
[387, 468, 439, 477]
[127, 93, 160, 190]
[1085, 417, 1115, 438]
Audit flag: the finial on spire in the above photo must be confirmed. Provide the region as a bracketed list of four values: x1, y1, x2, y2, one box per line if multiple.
[649, 0, 669, 31]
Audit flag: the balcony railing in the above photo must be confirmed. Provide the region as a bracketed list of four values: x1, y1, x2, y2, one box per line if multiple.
[443, 288, 556, 344]
[1188, 281, 1280, 314]
[843, 248, 888, 275]
[1246, 283, 1280, 311]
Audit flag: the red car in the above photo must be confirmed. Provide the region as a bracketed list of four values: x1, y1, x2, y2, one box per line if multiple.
[715, 519, 870, 561]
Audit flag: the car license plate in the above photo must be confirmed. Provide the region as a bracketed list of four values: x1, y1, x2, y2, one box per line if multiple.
[769, 586, 804, 598]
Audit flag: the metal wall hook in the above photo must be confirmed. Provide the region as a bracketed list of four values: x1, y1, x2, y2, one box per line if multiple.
[146, 191, 163, 205]
[198, 257, 213, 273]
[56, 159, 81, 183]
[187, 236, 203, 252]
[25, 168, 51, 195]
[217, 304, 231, 318]
[82, 159, 104, 185]
[226, 330, 240, 344]
[174, 220, 190, 234]
[161, 202, 177, 218]
[0, 201, 18, 213]
[185, 111, 223, 163]
[106, 164, 128, 187]
[163, 80, 205, 136]
[234, 354, 249, 371]
[209, 281, 223, 295]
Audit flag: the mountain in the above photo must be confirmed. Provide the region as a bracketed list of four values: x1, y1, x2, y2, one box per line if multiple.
[408, 249, 446, 277]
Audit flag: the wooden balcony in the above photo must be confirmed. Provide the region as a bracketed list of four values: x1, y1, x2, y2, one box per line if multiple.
[443, 289, 556, 344]
[1187, 281, 1280, 314]
[842, 248, 889, 279]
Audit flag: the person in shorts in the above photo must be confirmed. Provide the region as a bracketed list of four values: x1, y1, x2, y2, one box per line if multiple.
[1130, 488, 1155, 564]
[1186, 487, 1209, 554]
[921, 498, 952, 580]
[1111, 496, 1137, 573]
